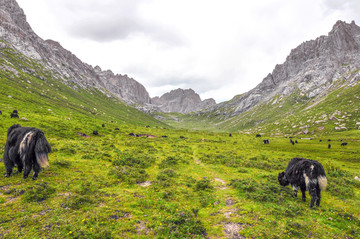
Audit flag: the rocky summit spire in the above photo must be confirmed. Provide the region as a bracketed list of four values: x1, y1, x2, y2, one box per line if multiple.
[151, 88, 216, 113]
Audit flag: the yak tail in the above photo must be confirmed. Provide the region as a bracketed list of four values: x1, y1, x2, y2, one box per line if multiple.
[35, 132, 51, 168]
[318, 175, 327, 191]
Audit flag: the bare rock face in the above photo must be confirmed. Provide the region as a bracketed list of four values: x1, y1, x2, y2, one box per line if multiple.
[152, 88, 216, 113]
[207, 20, 360, 116]
[0, 0, 151, 105]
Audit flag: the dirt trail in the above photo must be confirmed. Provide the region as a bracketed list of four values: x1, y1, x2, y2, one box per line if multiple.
[191, 144, 248, 238]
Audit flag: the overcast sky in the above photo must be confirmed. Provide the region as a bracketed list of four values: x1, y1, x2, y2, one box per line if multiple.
[16, 0, 360, 103]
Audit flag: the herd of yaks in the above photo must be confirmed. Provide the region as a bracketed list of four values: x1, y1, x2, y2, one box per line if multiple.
[2, 109, 355, 208]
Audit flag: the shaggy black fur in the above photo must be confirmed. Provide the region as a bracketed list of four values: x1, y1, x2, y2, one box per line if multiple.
[263, 139, 269, 144]
[256, 134, 261, 137]
[10, 112, 19, 118]
[341, 142, 348, 146]
[278, 158, 327, 208]
[3, 124, 51, 180]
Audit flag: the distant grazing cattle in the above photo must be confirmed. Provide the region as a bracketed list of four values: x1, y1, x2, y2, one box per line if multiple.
[0, 110, 2, 115]
[278, 158, 327, 208]
[291, 141, 295, 145]
[263, 139, 269, 144]
[256, 134, 261, 138]
[93, 131, 99, 136]
[3, 124, 51, 180]
[229, 133, 232, 137]
[102, 124, 105, 127]
[341, 142, 348, 146]
[328, 139, 331, 141]
[115, 128, 120, 130]
[128, 133, 136, 137]
[180, 136, 185, 139]
[328, 144, 331, 149]
[319, 140, 322, 142]
[161, 135, 168, 138]
[145, 126, 150, 128]
[10, 113, 19, 118]
[295, 140, 298, 144]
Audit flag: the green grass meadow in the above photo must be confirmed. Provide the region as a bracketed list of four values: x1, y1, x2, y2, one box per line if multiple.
[1, 45, 360, 238]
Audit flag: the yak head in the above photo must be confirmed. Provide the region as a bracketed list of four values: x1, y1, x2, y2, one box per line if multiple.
[278, 172, 289, 186]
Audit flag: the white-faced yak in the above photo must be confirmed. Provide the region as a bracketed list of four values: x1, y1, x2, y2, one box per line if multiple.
[278, 158, 327, 208]
[3, 124, 51, 180]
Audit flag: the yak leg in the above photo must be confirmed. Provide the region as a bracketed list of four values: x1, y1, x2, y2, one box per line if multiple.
[23, 164, 32, 179]
[309, 184, 318, 209]
[4, 160, 14, 177]
[292, 185, 299, 198]
[300, 185, 307, 202]
[32, 163, 41, 180]
[316, 186, 321, 206]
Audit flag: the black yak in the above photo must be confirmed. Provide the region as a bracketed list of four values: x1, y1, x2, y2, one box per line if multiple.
[328, 144, 331, 149]
[341, 142, 348, 146]
[278, 158, 327, 208]
[256, 134, 261, 138]
[10, 112, 19, 118]
[3, 124, 51, 180]
[263, 139, 269, 144]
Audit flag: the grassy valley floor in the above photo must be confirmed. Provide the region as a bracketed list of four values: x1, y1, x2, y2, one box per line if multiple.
[0, 116, 359, 238]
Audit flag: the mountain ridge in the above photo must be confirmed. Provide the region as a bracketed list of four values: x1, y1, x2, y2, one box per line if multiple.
[151, 88, 216, 113]
[0, 0, 152, 105]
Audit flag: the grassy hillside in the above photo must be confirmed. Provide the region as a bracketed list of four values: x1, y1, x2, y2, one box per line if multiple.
[161, 78, 360, 137]
[1, 44, 360, 238]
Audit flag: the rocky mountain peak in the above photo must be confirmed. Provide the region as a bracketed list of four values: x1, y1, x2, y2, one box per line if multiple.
[0, 0, 32, 34]
[206, 20, 360, 118]
[151, 88, 216, 113]
[0, 0, 152, 105]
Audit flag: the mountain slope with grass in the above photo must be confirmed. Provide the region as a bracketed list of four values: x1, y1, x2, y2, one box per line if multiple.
[161, 21, 360, 134]
[0, 0, 152, 105]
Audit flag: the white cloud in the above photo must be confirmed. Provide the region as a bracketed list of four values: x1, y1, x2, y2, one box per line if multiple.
[17, 0, 360, 103]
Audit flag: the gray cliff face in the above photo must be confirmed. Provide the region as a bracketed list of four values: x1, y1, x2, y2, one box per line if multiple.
[0, 0, 151, 104]
[151, 88, 216, 113]
[208, 20, 360, 116]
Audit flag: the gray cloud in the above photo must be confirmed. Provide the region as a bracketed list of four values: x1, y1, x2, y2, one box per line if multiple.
[56, 0, 185, 45]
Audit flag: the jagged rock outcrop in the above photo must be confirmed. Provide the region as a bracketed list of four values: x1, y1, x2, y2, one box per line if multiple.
[0, 0, 151, 104]
[151, 88, 216, 113]
[205, 20, 360, 116]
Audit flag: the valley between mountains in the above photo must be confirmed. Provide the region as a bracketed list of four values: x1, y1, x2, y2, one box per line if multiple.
[1, 0, 360, 238]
